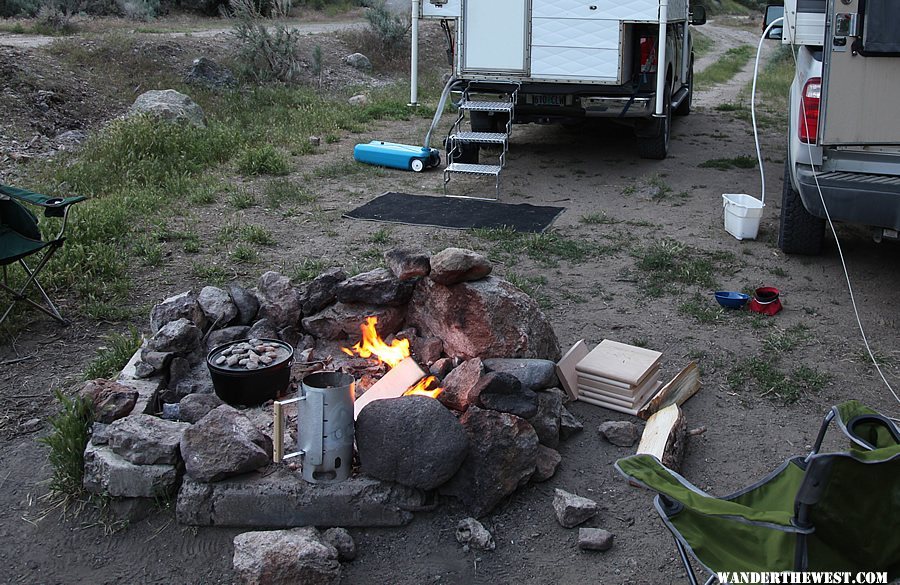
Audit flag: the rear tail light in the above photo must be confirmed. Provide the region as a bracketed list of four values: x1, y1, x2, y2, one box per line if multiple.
[799, 77, 821, 144]
[640, 37, 658, 73]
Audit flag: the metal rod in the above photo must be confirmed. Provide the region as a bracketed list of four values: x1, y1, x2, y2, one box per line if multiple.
[409, 0, 420, 106]
[655, 0, 669, 116]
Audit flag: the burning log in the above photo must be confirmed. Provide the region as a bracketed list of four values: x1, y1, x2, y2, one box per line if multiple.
[353, 357, 426, 419]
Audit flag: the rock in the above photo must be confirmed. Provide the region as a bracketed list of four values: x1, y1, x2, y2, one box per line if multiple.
[429, 248, 492, 285]
[440, 407, 539, 517]
[232, 527, 341, 585]
[83, 442, 179, 498]
[321, 528, 356, 561]
[344, 52, 372, 71]
[477, 372, 538, 419]
[429, 357, 454, 379]
[384, 248, 430, 280]
[228, 284, 260, 326]
[135, 350, 173, 379]
[278, 325, 302, 348]
[248, 318, 279, 341]
[79, 379, 139, 423]
[256, 271, 302, 329]
[598, 421, 641, 448]
[198, 286, 238, 327]
[334, 268, 415, 307]
[553, 488, 599, 528]
[559, 406, 584, 440]
[528, 391, 563, 448]
[309, 136, 321, 147]
[21, 418, 41, 432]
[55, 129, 87, 145]
[456, 517, 495, 551]
[162, 403, 180, 420]
[437, 358, 485, 412]
[412, 337, 443, 365]
[148, 318, 203, 357]
[180, 405, 273, 482]
[578, 528, 614, 552]
[356, 396, 468, 490]
[482, 358, 559, 392]
[206, 325, 251, 351]
[150, 291, 208, 334]
[178, 393, 224, 423]
[532, 445, 561, 482]
[301, 303, 405, 341]
[348, 94, 369, 107]
[298, 267, 348, 315]
[91, 422, 111, 445]
[407, 277, 561, 361]
[184, 57, 236, 89]
[106, 414, 190, 465]
[129, 89, 206, 127]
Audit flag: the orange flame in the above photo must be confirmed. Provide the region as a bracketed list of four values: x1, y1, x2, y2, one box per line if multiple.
[341, 316, 410, 368]
[404, 375, 443, 399]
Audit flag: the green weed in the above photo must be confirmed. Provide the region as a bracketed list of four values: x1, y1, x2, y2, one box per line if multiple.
[229, 191, 256, 210]
[695, 45, 753, 89]
[237, 145, 290, 176]
[83, 326, 142, 380]
[728, 357, 830, 404]
[231, 244, 259, 264]
[580, 212, 619, 225]
[763, 324, 811, 353]
[699, 155, 757, 170]
[679, 293, 725, 324]
[39, 390, 94, 499]
[240, 225, 276, 246]
[291, 258, 328, 283]
[634, 239, 733, 296]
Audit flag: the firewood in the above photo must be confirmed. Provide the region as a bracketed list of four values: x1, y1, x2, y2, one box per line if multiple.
[353, 357, 425, 419]
[636, 404, 687, 471]
[637, 362, 700, 420]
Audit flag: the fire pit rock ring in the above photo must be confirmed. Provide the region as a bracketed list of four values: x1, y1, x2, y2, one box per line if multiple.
[206, 338, 294, 407]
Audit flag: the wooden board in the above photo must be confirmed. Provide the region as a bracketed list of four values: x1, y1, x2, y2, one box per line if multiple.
[636, 404, 687, 471]
[578, 380, 661, 410]
[638, 361, 700, 420]
[555, 339, 588, 402]
[353, 357, 425, 419]
[575, 340, 661, 386]
[577, 368, 660, 398]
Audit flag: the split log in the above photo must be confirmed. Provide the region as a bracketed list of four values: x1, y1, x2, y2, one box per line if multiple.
[637, 362, 700, 420]
[353, 357, 425, 419]
[636, 404, 687, 472]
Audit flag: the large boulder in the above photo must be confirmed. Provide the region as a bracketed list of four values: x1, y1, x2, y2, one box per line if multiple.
[232, 527, 341, 585]
[429, 248, 492, 285]
[180, 406, 273, 482]
[198, 286, 238, 327]
[344, 52, 372, 71]
[334, 268, 415, 307]
[106, 414, 190, 465]
[150, 290, 208, 334]
[301, 303, 405, 341]
[476, 372, 538, 419]
[298, 268, 347, 315]
[129, 89, 206, 128]
[440, 406, 539, 517]
[356, 396, 468, 491]
[256, 271, 302, 329]
[79, 379, 138, 423]
[407, 277, 561, 361]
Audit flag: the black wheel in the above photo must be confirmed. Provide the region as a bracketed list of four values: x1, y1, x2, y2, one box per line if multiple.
[674, 58, 693, 116]
[778, 157, 826, 255]
[637, 80, 672, 160]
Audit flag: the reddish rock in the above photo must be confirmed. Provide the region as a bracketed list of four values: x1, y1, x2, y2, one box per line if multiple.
[412, 337, 443, 365]
[532, 444, 561, 482]
[438, 358, 486, 412]
[429, 357, 455, 379]
[384, 248, 430, 281]
[429, 248, 492, 285]
[79, 379, 139, 423]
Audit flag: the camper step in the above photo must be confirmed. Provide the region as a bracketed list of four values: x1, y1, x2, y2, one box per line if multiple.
[459, 100, 515, 113]
[445, 163, 502, 176]
[448, 132, 508, 145]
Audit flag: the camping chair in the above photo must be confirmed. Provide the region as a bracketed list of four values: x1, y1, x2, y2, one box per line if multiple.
[616, 401, 900, 584]
[0, 184, 86, 326]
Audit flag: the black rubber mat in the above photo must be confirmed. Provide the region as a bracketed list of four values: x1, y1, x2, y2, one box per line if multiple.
[344, 192, 565, 233]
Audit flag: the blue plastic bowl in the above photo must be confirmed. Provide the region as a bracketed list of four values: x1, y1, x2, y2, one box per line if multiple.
[715, 291, 750, 309]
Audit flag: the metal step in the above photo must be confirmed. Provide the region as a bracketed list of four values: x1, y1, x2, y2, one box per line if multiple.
[459, 100, 514, 113]
[448, 132, 508, 145]
[445, 163, 502, 176]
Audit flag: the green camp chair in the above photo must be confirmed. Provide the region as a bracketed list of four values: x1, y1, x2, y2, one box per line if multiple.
[616, 401, 900, 584]
[0, 184, 86, 326]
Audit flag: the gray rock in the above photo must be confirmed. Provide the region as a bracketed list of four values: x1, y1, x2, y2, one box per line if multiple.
[532, 444, 561, 482]
[129, 89, 206, 127]
[232, 527, 341, 585]
[384, 248, 430, 280]
[408, 277, 561, 361]
[148, 318, 203, 357]
[483, 358, 559, 391]
[150, 290, 207, 334]
[198, 286, 238, 327]
[553, 488, 599, 528]
[429, 248, 492, 285]
[411, 336, 443, 365]
[598, 421, 641, 448]
[79, 379, 139, 423]
[83, 442, 179, 498]
[348, 94, 368, 107]
[91, 422, 111, 445]
[309, 136, 321, 147]
[456, 517, 495, 551]
[180, 405, 273, 482]
[356, 396, 468, 491]
[344, 52, 372, 71]
[440, 407, 539, 517]
[429, 357, 454, 379]
[278, 325, 302, 348]
[135, 350, 173, 379]
[477, 372, 538, 419]
[298, 267, 347, 315]
[228, 284, 260, 326]
[559, 406, 584, 440]
[178, 393, 224, 423]
[578, 528, 614, 552]
[55, 129, 87, 144]
[321, 528, 356, 561]
[106, 414, 190, 465]
[184, 57, 236, 89]
[206, 325, 251, 351]
[248, 318, 279, 341]
[256, 271, 301, 329]
[528, 391, 563, 448]
[106, 497, 157, 523]
[334, 268, 415, 307]
[437, 357, 485, 412]
[301, 303, 405, 341]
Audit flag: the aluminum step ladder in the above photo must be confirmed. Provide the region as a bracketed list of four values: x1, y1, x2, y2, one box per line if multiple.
[444, 82, 519, 200]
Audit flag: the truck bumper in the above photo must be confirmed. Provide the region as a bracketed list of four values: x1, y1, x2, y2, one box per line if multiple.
[796, 164, 900, 231]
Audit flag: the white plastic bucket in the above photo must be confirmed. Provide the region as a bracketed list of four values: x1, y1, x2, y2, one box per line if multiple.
[722, 194, 765, 240]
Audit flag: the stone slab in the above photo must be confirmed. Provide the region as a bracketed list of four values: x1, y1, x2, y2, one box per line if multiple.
[83, 442, 179, 498]
[117, 345, 164, 415]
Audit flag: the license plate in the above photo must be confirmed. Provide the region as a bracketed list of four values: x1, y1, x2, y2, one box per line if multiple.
[532, 94, 563, 106]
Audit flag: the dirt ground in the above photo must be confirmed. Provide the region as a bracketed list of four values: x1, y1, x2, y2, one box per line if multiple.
[0, 14, 898, 585]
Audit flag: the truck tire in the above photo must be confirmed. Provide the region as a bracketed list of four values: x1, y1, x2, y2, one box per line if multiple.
[778, 158, 826, 255]
[636, 80, 671, 160]
[674, 58, 693, 116]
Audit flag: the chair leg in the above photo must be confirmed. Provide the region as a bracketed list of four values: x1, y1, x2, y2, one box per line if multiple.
[0, 244, 68, 326]
[675, 538, 721, 585]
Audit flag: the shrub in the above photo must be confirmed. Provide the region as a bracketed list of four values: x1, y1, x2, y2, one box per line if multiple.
[237, 144, 290, 175]
[365, 0, 409, 56]
[230, 0, 304, 82]
[0, 0, 40, 17]
[39, 390, 94, 498]
[83, 327, 142, 380]
[117, 0, 160, 18]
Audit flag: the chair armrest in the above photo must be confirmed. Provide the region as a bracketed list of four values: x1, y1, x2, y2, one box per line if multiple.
[1, 184, 86, 218]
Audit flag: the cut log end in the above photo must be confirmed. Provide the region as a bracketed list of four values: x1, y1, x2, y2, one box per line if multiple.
[636, 404, 687, 472]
